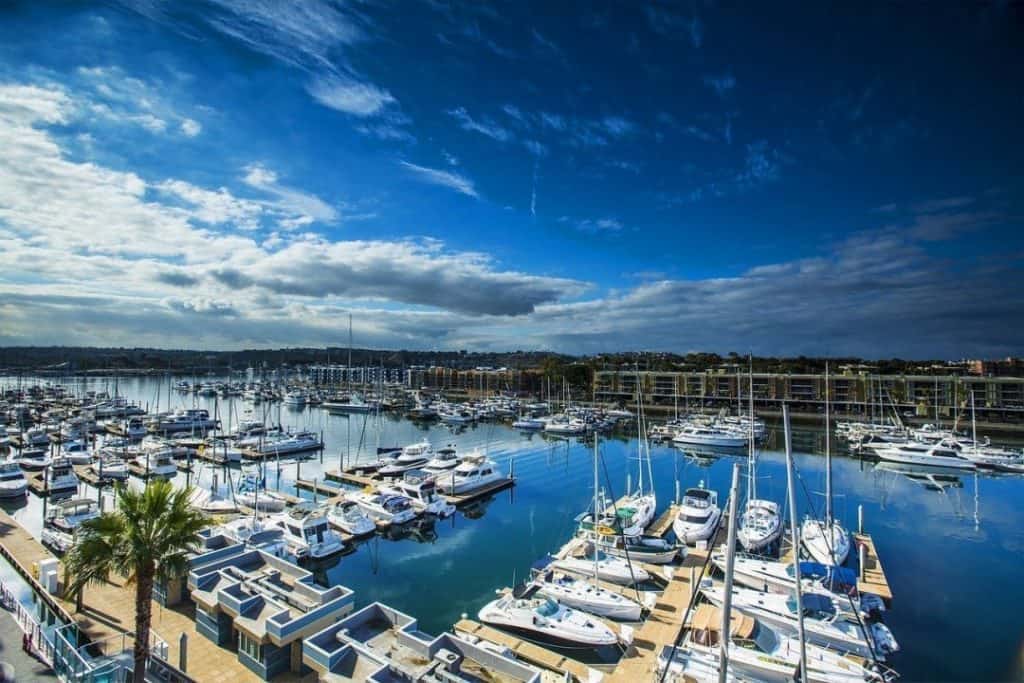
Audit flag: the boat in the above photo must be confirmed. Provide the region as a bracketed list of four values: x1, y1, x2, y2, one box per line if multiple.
[873, 441, 977, 469]
[512, 416, 545, 430]
[266, 504, 347, 560]
[422, 444, 461, 473]
[737, 498, 783, 553]
[0, 461, 27, 498]
[282, 391, 307, 407]
[350, 491, 419, 527]
[478, 595, 618, 647]
[326, 500, 376, 537]
[245, 430, 323, 457]
[88, 456, 129, 480]
[45, 498, 100, 533]
[543, 417, 587, 435]
[234, 473, 288, 512]
[379, 470, 456, 517]
[41, 528, 75, 555]
[200, 440, 243, 464]
[435, 454, 505, 495]
[531, 569, 643, 621]
[658, 604, 893, 683]
[594, 534, 680, 564]
[147, 408, 219, 434]
[672, 484, 722, 545]
[700, 581, 899, 660]
[800, 364, 851, 566]
[15, 448, 50, 471]
[132, 448, 177, 478]
[187, 486, 238, 514]
[43, 457, 79, 493]
[671, 425, 746, 448]
[377, 440, 434, 477]
[59, 440, 94, 465]
[551, 547, 650, 585]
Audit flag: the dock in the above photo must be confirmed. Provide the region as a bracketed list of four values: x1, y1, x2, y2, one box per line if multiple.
[295, 478, 344, 498]
[854, 532, 893, 603]
[0, 507, 294, 682]
[646, 504, 679, 538]
[453, 619, 597, 682]
[324, 468, 515, 506]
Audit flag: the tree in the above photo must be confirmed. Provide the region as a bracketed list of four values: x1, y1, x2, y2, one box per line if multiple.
[63, 481, 210, 682]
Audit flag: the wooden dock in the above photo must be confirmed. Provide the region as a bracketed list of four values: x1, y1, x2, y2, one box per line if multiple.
[604, 515, 728, 682]
[453, 619, 596, 682]
[854, 532, 893, 603]
[646, 504, 679, 538]
[0, 507, 302, 682]
[324, 469, 515, 506]
[295, 478, 344, 498]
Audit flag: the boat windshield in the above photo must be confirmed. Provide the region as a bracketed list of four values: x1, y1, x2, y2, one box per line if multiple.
[535, 599, 559, 617]
[741, 622, 776, 653]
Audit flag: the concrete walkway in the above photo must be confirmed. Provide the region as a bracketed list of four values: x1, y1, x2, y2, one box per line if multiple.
[0, 607, 56, 681]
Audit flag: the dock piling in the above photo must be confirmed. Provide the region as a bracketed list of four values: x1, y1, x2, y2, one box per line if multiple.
[858, 504, 864, 535]
[859, 542, 867, 582]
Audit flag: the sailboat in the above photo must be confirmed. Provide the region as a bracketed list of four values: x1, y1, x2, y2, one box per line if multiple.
[800, 363, 851, 566]
[737, 357, 782, 552]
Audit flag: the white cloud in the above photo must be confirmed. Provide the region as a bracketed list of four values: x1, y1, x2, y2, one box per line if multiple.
[307, 75, 396, 117]
[242, 162, 337, 224]
[399, 161, 479, 198]
[180, 117, 202, 137]
[447, 107, 512, 142]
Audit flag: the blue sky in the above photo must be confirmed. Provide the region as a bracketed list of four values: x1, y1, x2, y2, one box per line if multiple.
[0, 1, 1021, 357]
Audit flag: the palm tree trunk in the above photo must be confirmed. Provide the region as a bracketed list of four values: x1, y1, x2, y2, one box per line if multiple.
[133, 563, 155, 683]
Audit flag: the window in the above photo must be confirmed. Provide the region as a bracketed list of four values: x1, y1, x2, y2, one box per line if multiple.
[239, 632, 261, 660]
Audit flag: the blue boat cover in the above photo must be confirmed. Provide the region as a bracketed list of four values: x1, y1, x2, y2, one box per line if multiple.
[799, 561, 857, 586]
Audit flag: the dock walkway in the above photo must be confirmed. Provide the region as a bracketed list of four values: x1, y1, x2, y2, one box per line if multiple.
[454, 619, 595, 682]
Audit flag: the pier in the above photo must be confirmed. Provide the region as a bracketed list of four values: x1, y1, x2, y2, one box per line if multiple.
[453, 619, 597, 682]
[854, 532, 893, 603]
[323, 468, 516, 506]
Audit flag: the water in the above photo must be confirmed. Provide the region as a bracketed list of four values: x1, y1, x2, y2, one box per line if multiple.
[3, 375, 1024, 681]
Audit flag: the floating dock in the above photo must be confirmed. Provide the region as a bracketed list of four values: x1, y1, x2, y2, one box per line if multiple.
[453, 619, 597, 682]
[854, 532, 893, 603]
[324, 468, 515, 506]
[646, 504, 680, 538]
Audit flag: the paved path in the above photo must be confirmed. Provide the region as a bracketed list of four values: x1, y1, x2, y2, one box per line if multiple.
[0, 607, 56, 682]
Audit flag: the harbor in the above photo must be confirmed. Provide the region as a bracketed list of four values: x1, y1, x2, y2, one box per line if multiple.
[0, 373, 1020, 681]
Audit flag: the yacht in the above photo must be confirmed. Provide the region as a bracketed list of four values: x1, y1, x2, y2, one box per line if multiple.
[0, 461, 28, 498]
[700, 582, 899, 661]
[543, 417, 587, 435]
[267, 505, 346, 560]
[23, 427, 51, 447]
[800, 516, 851, 566]
[245, 430, 323, 457]
[715, 553, 875, 605]
[377, 440, 434, 477]
[16, 447, 50, 471]
[551, 548, 650, 585]
[422, 444, 461, 473]
[379, 470, 456, 518]
[737, 498, 783, 552]
[282, 391, 307, 407]
[326, 500, 376, 538]
[478, 595, 618, 648]
[672, 425, 746, 448]
[658, 605, 892, 683]
[45, 498, 100, 533]
[60, 440, 93, 465]
[110, 416, 148, 439]
[322, 396, 378, 414]
[672, 485, 722, 544]
[187, 486, 238, 514]
[235, 474, 287, 512]
[435, 454, 505, 495]
[511, 416, 546, 430]
[593, 534, 680, 564]
[531, 570, 643, 621]
[350, 491, 419, 527]
[873, 441, 976, 469]
[147, 408, 219, 434]
[44, 457, 79, 493]
[133, 449, 177, 478]
[88, 456, 129, 480]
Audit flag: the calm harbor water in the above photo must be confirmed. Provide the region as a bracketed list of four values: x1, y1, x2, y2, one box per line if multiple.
[3, 375, 1023, 681]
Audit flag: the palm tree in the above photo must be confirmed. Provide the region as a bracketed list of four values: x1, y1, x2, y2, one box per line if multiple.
[64, 480, 210, 682]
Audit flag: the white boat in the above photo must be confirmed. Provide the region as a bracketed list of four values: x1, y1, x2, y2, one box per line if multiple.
[23, 427, 50, 447]
[246, 430, 323, 457]
[801, 517, 851, 566]
[44, 457, 79, 493]
[132, 449, 177, 478]
[45, 498, 100, 533]
[658, 605, 892, 683]
[378, 440, 434, 476]
[0, 461, 27, 498]
[60, 440, 94, 465]
[201, 441, 243, 464]
[700, 581, 899, 660]
[873, 441, 976, 469]
[147, 408, 219, 434]
[672, 425, 746, 448]
[594, 534, 680, 564]
[672, 484, 722, 545]
[736, 498, 783, 552]
[188, 486, 238, 514]
[551, 549, 650, 585]
[478, 595, 618, 647]
[234, 474, 288, 512]
[282, 391, 307, 407]
[379, 470, 456, 517]
[532, 571, 643, 621]
[88, 456, 129, 480]
[435, 454, 505, 495]
[512, 417, 545, 430]
[350, 491, 419, 526]
[322, 397, 378, 414]
[267, 505, 346, 560]
[41, 527, 75, 555]
[422, 445, 461, 473]
[543, 416, 588, 435]
[326, 500, 376, 537]
[16, 448, 50, 471]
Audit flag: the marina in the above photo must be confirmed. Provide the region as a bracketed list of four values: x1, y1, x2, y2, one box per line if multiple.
[0, 373, 1020, 682]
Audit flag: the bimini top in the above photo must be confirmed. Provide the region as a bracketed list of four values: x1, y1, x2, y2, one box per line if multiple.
[789, 561, 857, 587]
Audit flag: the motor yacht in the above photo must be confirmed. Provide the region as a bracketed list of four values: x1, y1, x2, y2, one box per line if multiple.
[422, 444, 461, 473]
[551, 548, 650, 585]
[379, 470, 456, 517]
[435, 455, 505, 495]
[350, 491, 419, 527]
[267, 505, 347, 560]
[671, 425, 746, 449]
[60, 440, 93, 465]
[377, 440, 434, 477]
[326, 500, 376, 537]
[43, 457, 79, 493]
[478, 595, 618, 647]
[88, 456, 128, 480]
[16, 447, 50, 471]
[531, 570, 643, 621]
[45, 497, 100, 533]
[511, 416, 545, 430]
[147, 408, 219, 434]
[873, 441, 976, 469]
[133, 448, 177, 478]
[245, 430, 323, 457]
[235, 474, 287, 512]
[0, 461, 27, 498]
[672, 484, 722, 544]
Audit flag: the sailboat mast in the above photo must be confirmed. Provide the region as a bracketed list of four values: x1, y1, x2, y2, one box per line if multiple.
[825, 362, 832, 526]
[593, 430, 600, 583]
[747, 355, 755, 501]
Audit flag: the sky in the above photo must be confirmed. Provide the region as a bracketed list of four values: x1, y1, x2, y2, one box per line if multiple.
[0, 1, 1021, 358]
